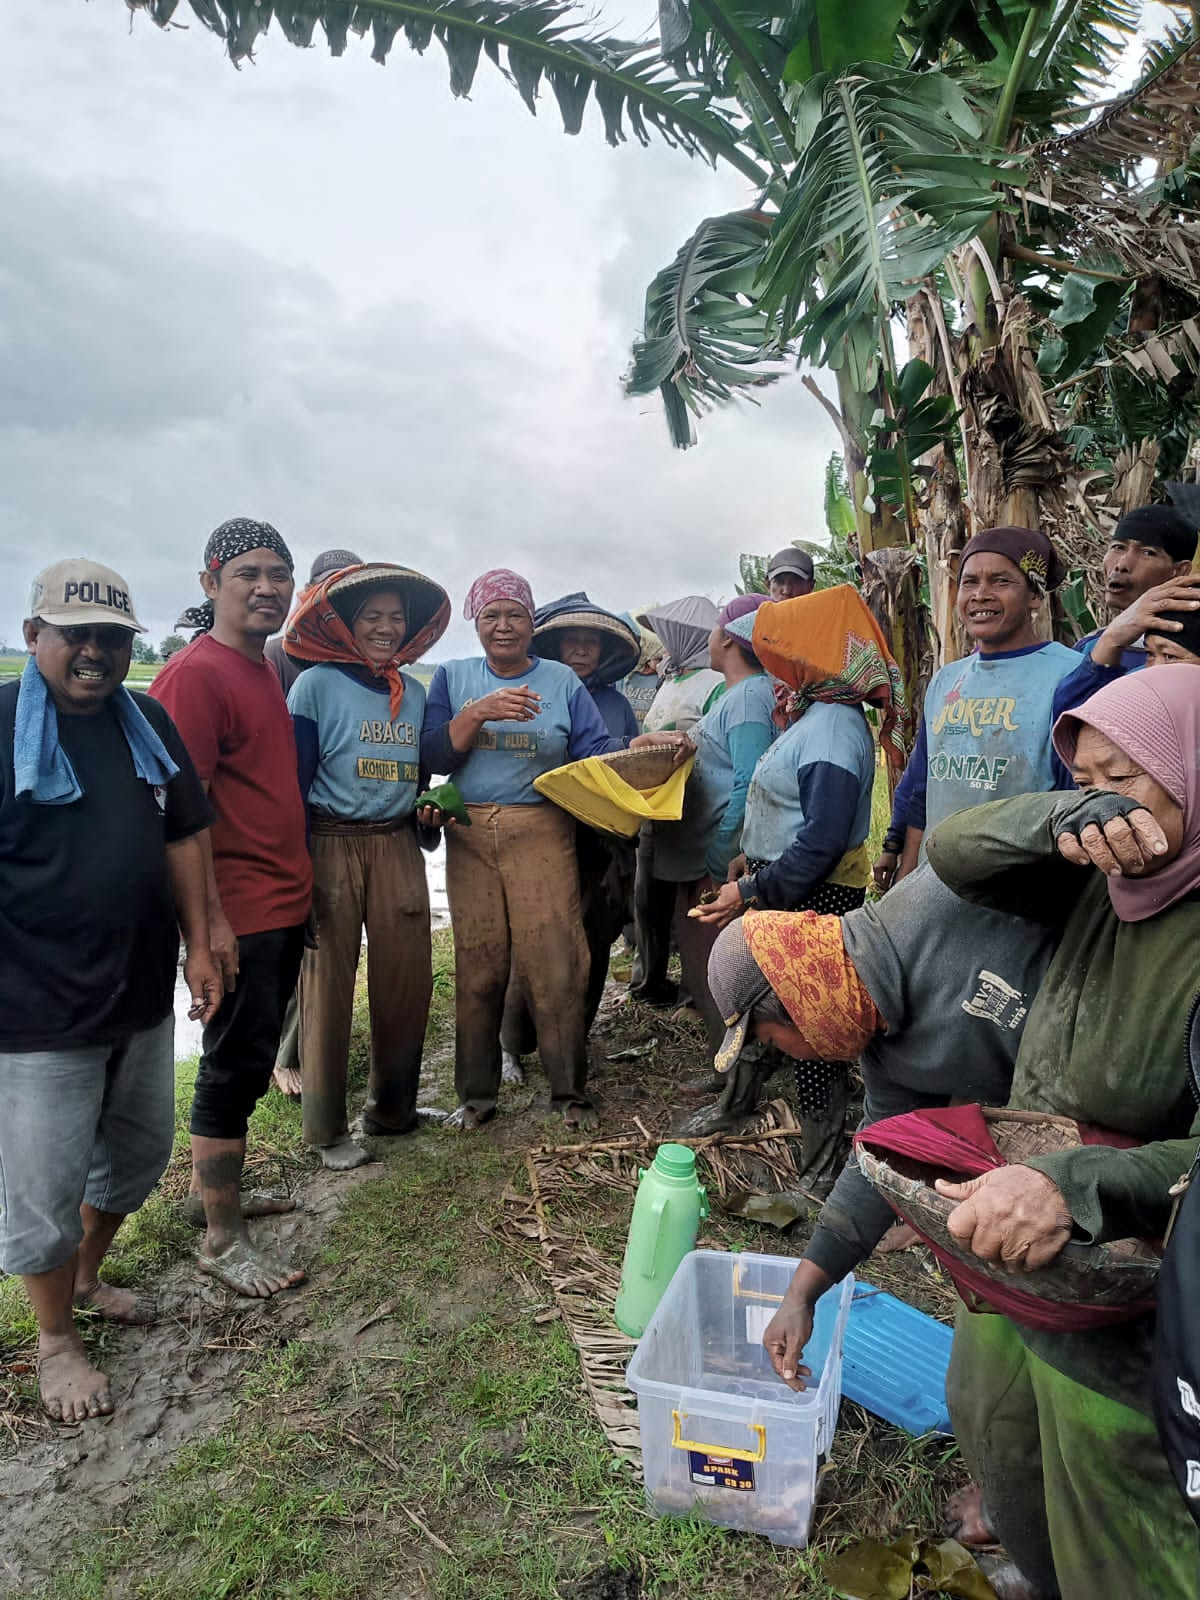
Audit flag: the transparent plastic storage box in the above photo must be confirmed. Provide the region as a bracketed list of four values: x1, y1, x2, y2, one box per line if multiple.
[625, 1250, 853, 1548]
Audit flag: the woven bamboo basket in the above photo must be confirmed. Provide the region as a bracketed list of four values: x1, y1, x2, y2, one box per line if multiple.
[857, 1108, 1160, 1311]
[598, 745, 679, 791]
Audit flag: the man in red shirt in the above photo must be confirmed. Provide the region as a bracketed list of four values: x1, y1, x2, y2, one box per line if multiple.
[153, 519, 312, 1298]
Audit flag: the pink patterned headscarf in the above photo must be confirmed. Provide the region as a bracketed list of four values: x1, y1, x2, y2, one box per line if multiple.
[1053, 664, 1200, 922]
[463, 568, 534, 623]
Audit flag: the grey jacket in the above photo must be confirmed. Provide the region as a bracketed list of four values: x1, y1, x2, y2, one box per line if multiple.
[805, 864, 1057, 1281]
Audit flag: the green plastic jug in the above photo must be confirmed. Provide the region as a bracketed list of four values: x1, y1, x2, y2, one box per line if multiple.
[615, 1144, 708, 1338]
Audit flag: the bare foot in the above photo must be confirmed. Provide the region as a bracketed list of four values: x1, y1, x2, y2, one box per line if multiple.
[501, 1051, 526, 1086]
[319, 1138, 372, 1171]
[944, 1482, 997, 1549]
[38, 1333, 113, 1423]
[272, 1063, 302, 1099]
[72, 1279, 157, 1325]
[876, 1221, 921, 1254]
[562, 1102, 598, 1129]
[182, 1190, 296, 1228]
[196, 1237, 306, 1298]
[445, 1105, 494, 1131]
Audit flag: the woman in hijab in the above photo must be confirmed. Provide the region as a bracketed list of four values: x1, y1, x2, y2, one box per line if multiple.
[689, 587, 907, 1162]
[500, 596, 640, 1074]
[651, 595, 777, 1049]
[895, 666, 1200, 1600]
[630, 596, 728, 1004]
[420, 570, 623, 1129]
[616, 618, 664, 731]
[284, 564, 451, 1169]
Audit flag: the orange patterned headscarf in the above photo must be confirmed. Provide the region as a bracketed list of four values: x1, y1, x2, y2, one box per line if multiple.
[751, 585, 909, 771]
[284, 563, 451, 718]
[743, 910, 880, 1061]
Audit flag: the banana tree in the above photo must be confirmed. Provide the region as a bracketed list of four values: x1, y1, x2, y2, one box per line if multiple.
[119, 0, 1200, 711]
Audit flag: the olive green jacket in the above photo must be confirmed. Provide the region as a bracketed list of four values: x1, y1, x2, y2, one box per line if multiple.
[927, 790, 1200, 1410]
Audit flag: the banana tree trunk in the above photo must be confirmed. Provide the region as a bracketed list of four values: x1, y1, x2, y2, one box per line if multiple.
[832, 366, 929, 753]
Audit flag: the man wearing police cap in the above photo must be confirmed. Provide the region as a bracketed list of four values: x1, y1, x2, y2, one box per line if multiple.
[0, 558, 219, 1422]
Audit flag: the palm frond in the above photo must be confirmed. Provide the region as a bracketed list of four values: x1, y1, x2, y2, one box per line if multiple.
[1026, 0, 1138, 116]
[125, 0, 769, 184]
[623, 210, 789, 447]
[761, 64, 1010, 373]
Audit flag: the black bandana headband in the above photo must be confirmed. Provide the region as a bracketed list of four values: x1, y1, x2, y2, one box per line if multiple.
[177, 518, 295, 636]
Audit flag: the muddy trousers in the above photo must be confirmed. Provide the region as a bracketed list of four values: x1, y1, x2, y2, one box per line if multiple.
[501, 826, 635, 1053]
[947, 1309, 1200, 1599]
[299, 822, 432, 1149]
[446, 803, 590, 1115]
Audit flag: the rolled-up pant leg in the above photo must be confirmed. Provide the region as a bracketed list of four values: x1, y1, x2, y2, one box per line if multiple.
[500, 804, 590, 1107]
[445, 808, 511, 1116]
[191, 927, 306, 1140]
[362, 827, 432, 1131]
[301, 834, 367, 1149]
[0, 1021, 174, 1276]
[85, 1015, 177, 1215]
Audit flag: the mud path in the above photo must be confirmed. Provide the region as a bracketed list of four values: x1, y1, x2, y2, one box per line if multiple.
[0, 1157, 380, 1593]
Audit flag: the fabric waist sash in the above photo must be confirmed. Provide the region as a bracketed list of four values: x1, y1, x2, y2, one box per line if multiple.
[310, 814, 415, 837]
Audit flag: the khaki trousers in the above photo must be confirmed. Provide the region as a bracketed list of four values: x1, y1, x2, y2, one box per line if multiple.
[446, 803, 589, 1114]
[300, 823, 432, 1148]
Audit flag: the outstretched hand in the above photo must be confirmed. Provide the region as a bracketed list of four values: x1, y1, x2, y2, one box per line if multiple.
[935, 1165, 1072, 1271]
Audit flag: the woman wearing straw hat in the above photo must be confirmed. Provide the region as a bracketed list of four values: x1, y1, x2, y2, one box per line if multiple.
[283, 563, 451, 1170]
[420, 570, 625, 1129]
[499, 595, 640, 1078]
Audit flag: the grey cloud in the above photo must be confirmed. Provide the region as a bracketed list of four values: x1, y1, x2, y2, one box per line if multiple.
[0, 3, 836, 657]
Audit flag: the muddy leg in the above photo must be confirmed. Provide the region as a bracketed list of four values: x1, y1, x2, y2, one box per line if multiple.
[191, 1140, 305, 1298]
[72, 1205, 154, 1325]
[25, 1258, 113, 1422]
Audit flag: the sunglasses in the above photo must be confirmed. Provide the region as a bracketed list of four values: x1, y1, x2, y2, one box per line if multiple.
[45, 622, 135, 649]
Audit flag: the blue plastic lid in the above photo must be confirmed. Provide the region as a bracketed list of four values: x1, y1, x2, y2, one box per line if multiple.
[841, 1280, 954, 1437]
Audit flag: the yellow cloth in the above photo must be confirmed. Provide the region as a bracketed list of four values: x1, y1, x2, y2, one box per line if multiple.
[829, 840, 872, 890]
[533, 755, 694, 838]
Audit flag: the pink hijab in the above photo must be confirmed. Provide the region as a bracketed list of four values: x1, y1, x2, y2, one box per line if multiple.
[1053, 664, 1200, 922]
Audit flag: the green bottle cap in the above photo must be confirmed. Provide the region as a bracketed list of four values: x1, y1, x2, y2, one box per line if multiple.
[652, 1143, 697, 1179]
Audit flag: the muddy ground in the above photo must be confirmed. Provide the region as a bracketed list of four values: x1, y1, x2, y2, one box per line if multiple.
[0, 956, 960, 1600]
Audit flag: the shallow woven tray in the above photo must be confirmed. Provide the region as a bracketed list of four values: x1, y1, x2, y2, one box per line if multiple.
[598, 745, 680, 791]
[857, 1108, 1160, 1310]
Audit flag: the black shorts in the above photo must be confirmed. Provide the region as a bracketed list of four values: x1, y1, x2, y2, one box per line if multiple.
[190, 925, 306, 1140]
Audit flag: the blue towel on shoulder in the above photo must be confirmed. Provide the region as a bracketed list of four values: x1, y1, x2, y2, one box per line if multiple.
[14, 657, 179, 805]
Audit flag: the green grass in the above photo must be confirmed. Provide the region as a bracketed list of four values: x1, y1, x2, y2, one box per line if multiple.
[10, 923, 959, 1600]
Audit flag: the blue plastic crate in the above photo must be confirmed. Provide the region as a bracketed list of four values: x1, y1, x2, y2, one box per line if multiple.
[841, 1280, 954, 1436]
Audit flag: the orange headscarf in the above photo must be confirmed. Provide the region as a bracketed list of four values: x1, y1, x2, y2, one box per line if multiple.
[751, 585, 910, 771]
[283, 563, 451, 718]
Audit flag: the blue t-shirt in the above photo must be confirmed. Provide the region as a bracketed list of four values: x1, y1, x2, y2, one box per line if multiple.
[741, 703, 875, 899]
[289, 664, 425, 823]
[421, 655, 618, 805]
[654, 673, 777, 884]
[915, 642, 1079, 835]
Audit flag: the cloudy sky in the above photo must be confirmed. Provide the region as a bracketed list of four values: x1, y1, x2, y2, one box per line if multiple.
[0, 0, 833, 654]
